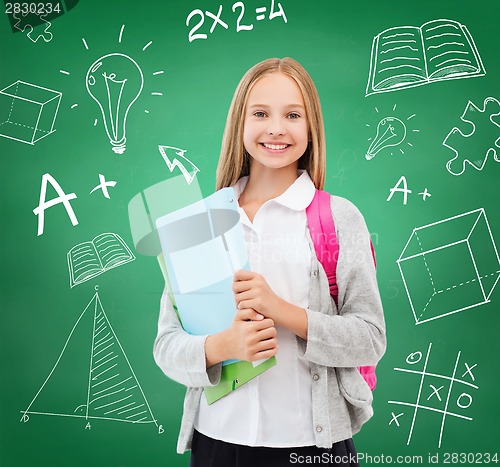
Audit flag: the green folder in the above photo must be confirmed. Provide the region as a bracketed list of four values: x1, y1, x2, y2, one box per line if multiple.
[157, 255, 276, 404]
[204, 357, 276, 404]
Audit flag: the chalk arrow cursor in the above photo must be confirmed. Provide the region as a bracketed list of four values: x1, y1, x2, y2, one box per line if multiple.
[158, 145, 200, 185]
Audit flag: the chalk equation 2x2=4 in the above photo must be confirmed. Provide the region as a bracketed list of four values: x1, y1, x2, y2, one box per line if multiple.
[186, 0, 287, 42]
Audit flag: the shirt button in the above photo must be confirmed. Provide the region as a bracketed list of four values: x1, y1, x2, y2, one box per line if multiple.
[313, 269, 318, 276]
[316, 426, 322, 433]
[312, 374, 319, 381]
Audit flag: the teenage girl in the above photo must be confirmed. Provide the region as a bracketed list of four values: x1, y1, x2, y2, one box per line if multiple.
[154, 57, 386, 467]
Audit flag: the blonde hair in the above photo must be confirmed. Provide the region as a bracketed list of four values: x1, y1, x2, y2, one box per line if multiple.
[215, 57, 326, 190]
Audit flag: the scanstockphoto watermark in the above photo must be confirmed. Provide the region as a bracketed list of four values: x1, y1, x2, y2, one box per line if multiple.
[289, 452, 424, 464]
[289, 453, 359, 465]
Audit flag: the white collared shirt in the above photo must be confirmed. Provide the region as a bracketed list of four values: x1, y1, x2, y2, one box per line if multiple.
[195, 170, 317, 447]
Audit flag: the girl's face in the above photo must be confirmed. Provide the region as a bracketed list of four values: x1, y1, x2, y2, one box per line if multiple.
[243, 72, 309, 172]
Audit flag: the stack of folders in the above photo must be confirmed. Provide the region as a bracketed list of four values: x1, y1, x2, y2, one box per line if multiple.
[156, 187, 276, 404]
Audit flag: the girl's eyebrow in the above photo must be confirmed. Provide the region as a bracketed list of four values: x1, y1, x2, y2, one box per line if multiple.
[248, 104, 305, 109]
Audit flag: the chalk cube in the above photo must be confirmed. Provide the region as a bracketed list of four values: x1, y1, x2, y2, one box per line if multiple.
[397, 209, 500, 324]
[0, 80, 61, 145]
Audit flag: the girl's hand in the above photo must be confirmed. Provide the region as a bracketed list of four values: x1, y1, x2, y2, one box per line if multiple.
[232, 270, 282, 319]
[205, 308, 278, 366]
[232, 269, 309, 340]
[229, 308, 278, 362]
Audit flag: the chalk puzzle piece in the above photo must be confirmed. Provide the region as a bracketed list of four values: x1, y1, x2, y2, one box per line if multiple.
[443, 97, 500, 176]
[13, 12, 53, 43]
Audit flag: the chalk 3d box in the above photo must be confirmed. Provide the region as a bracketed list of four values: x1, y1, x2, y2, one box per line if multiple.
[398, 208, 500, 324]
[0, 80, 61, 145]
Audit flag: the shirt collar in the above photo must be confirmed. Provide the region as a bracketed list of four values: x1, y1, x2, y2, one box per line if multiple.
[232, 170, 316, 211]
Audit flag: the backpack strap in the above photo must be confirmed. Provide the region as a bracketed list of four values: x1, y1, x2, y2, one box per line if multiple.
[306, 190, 340, 303]
[306, 189, 378, 391]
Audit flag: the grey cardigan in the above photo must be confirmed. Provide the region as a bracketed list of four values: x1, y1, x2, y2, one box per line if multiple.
[153, 195, 386, 454]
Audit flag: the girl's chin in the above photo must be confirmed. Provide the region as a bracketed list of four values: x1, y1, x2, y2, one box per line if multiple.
[250, 158, 299, 171]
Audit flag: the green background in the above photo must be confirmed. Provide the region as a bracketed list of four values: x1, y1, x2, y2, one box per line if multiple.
[1, 0, 499, 465]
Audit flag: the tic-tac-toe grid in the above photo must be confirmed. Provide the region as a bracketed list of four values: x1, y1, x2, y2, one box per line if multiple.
[388, 343, 478, 448]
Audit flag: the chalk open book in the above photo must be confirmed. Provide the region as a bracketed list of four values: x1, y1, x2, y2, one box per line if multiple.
[67, 233, 135, 288]
[156, 187, 276, 404]
[366, 19, 485, 95]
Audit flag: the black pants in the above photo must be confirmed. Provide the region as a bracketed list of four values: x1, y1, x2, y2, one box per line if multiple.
[190, 429, 360, 467]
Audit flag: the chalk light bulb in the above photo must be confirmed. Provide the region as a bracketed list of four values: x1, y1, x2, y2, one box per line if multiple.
[366, 116, 407, 160]
[86, 53, 144, 155]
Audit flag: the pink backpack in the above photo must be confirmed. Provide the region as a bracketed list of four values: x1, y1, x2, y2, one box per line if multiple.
[306, 190, 377, 390]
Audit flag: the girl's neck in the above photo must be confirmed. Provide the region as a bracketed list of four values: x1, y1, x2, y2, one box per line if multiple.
[240, 163, 300, 204]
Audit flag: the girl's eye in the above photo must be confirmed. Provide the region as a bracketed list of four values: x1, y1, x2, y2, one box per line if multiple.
[287, 112, 301, 119]
[254, 111, 267, 118]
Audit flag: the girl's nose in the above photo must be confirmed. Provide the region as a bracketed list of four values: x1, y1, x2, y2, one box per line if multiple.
[267, 117, 286, 136]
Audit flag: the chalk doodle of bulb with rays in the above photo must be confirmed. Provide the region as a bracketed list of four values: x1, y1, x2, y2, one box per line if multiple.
[86, 53, 144, 155]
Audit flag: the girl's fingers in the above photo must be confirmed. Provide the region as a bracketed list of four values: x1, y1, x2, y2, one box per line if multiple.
[254, 338, 278, 353]
[250, 346, 279, 362]
[234, 269, 258, 282]
[232, 280, 253, 293]
[257, 326, 277, 341]
[234, 290, 253, 303]
[238, 298, 264, 313]
[253, 317, 275, 331]
[235, 308, 263, 321]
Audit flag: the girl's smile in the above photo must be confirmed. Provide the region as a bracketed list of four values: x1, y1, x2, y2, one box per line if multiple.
[259, 141, 292, 153]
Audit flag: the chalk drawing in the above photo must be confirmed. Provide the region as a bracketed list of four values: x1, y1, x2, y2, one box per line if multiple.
[0, 81, 61, 145]
[366, 19, 485, 96]
[68, 233, 135, 288]
[12, 11, 53, 43]
[20, 289, 162, 433]
[397, 209, 499, 324]
[388, 343, 478, 448]
[443, 97, 500, 176]
[86, 53, 144, 155]
[90, 174, 117, 199]
[365, 104, 419, 160]
[158, 145, 200, 185]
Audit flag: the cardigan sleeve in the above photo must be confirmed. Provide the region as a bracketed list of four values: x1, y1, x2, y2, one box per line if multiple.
[299, 196, 386, 368]
[153, 286, 222, 388]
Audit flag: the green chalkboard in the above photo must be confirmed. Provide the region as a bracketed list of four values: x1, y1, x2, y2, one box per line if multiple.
[1, 0, 499, 466]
